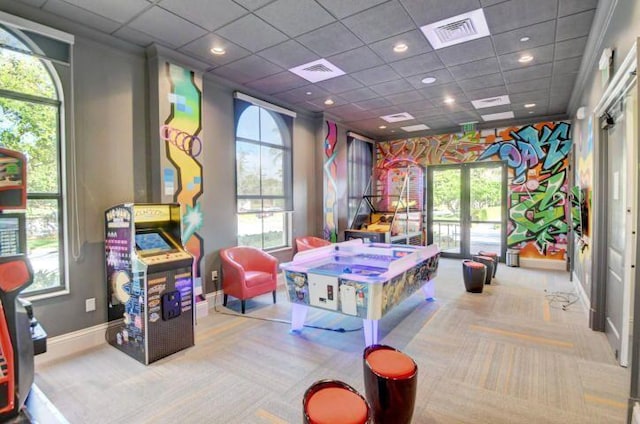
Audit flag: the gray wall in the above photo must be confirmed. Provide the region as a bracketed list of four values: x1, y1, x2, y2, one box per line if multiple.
[0, 4, 324, 337]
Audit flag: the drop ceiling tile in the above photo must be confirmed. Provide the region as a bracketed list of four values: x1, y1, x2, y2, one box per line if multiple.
[504, 63, 553, 83]
[337, 110, 380, 122]
[554, 36, 588, 60]
[232, 0, 271, 10]
[552, 57, 581, 76]
[369, 30, 433, 63]
[112, 26, 158, 47]
[354, 97, 393, 110]
[480, 0, 510, 5]
[556, 10, 595, 42]
[509, 90, 551, 104]
[296, 22, 363, 57]
[316, 75, 364, 94]
[216, 14, 287, 52]
[458, 73, 505, 91]
[351, 65, 401, 86]
[435, 37, 496, 67]
[180, 33, 251, 66]
[424, 117, 457, 129]
[342, 1, 414, 43]
[274, 85, 332, 103]
[506, 77, 551, 94]
[464, 85, 509, 100]
[158, 0, 247, 31]
[245, 71, 309, 94]
[316, 0, 389, 19]
[257, 40, 320, 69]
[448, 110, 482, 123]
[328, 46, 384, 74]
[515, 109, 549, 119]
[419, 81, 464, 98]
[405, 69, 455, 90]
[559, 0, 598, 17]
[498, 44, 554, 71]
[385, 91, 427, 105]
[401, 100, 438, 114]
[399, 0, 481, 27]
[61, 0, 150, 23]
[389, 52, 444, 77]
[43, 0, 122, 33]
[339, 87, 381, 103]
[15, 0, 47, 7]
[448, 57, 501, 79]
[491, 20, 556, 55]
[551, 73, 577, 90]
[212, 55, 283, 84]
[255, 0, 335, 38]
[484, 0, 558, 35]
[511, 100, 546, 111]
[127, 6, 207, 47]
[306, 95, 349, 110]
[370, 79, 414, 96]
[431, 97, 473, 111]
[548, 95, 569, 113]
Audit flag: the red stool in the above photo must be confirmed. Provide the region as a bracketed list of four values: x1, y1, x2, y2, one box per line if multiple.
[472, 255, 494, 285]
[462, 260, 486, 293]
[363, 344, 417, 424]
[478, 251, 498, 277]
[303, 379, 371, 424]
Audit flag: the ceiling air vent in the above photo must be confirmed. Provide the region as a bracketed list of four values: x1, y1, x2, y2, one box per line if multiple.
[380, 112, 415, 123]
[471, 95, 511, 110]
[401, 124, 430, 132]
[481, 111, 515, 122]
[289, 59, 345, 83]
[420, 8, 490, 49]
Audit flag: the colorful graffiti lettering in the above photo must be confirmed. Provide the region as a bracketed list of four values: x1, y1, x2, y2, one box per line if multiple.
[163, 63, 204, 278]
[479, 122, 571, 184]
[323, 121, 338, 242]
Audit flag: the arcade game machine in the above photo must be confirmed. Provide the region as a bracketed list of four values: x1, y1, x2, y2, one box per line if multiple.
[0, 147, 47, 419]
[105, 203, 194, 365]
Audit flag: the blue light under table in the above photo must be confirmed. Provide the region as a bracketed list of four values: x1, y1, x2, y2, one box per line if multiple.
[280, 240, 440, 346]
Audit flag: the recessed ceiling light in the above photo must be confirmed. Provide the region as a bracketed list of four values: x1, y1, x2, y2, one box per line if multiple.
[305, 91, 312, 95]
[528, 111, 534, 114]
[444, 97, 455, 104]
[520, 36, 530, 42]
[421, 76, 437, 84]
[393, 43, 408, 53]
[518, 54, 534, 63]
[524, 103, 536, 108]
[379, 125, 387, 129]
[390, 130, 395, 133]
[210, 47, 226, 55]
[324, 98, 334, 105]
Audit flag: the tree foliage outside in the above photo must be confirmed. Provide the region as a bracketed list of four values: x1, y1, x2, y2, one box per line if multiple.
[0, 34, 62, 292]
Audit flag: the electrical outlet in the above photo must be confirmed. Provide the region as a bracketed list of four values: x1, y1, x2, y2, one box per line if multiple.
[211, 270, 218, 280]
[85, 298, 96, 312]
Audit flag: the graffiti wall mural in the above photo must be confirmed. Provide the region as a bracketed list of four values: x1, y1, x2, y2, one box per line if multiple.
[376, 121, 572, 260]
[323, 121, 338, 242]
[159, 62, 204, 285]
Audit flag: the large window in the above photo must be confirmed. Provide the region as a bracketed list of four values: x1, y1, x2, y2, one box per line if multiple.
[0, 23, 70, 295]
[347, 135, 373, 228]
[234, 96, 293, 250]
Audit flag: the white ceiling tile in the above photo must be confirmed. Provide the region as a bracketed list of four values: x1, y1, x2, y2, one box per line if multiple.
[128, 6, 207, 47]
[158, 0, 248, 31]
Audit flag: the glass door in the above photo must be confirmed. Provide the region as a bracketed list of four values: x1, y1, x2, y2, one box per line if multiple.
[428, 163, 506, 259]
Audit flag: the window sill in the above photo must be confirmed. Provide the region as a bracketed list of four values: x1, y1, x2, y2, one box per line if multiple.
[24, 288, 70, 302]
[266, 246, 292, 254]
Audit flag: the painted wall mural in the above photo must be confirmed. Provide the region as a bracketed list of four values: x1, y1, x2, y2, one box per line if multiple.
[376, 122, 572, 260]
[160, 62, 204, 282]
[323, 121, 338, 242]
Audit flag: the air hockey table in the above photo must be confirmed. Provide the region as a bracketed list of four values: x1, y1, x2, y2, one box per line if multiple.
[280, 239, 440, 346]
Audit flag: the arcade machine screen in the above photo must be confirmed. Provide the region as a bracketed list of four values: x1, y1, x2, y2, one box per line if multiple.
[135, 231, 175, 255]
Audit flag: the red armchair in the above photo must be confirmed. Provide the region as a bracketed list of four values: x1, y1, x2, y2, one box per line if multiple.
[295, 236, 331, 254]
[219, 246, 278, 314]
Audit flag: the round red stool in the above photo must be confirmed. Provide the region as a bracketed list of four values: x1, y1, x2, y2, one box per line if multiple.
[303, 379, 371, 424]
[478, 251, 498, 277]
[363, 344, 417, 424]
[472, 255, 494, 285]
[462, 260, 486, 293]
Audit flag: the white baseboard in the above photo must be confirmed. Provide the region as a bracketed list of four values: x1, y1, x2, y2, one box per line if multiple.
[572, 271, 591, 319]
[205, 290, 224, 307]
[520, 257, 567, 271]
[196, 298, 209, 318]
[35, 322, 108, 367]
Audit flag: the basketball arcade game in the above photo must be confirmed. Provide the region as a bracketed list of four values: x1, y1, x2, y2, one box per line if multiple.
[0, 147, 47, 419]
[105, 203, 194, 365]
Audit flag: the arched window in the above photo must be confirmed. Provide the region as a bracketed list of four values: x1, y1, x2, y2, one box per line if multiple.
[0, 23, 69, 295]
[234, 97, 293, 250]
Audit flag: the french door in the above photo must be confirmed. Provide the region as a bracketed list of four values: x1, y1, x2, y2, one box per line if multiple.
[427, 163, 507, 259]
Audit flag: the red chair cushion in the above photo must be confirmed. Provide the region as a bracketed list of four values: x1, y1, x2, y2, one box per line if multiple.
[478, 251, 497, 257]
[474, 255, 493, 261]
[244, 271, 273, 288]
[307, 387, 368, 424]
[366, 349, 416, 379]
[463, 261, 485, 269]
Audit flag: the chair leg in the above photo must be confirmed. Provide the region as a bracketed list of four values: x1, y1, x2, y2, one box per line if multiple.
[223, 294, 228, 306]
[273, 290, 277, 304]
[241, 300, 246, 314]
